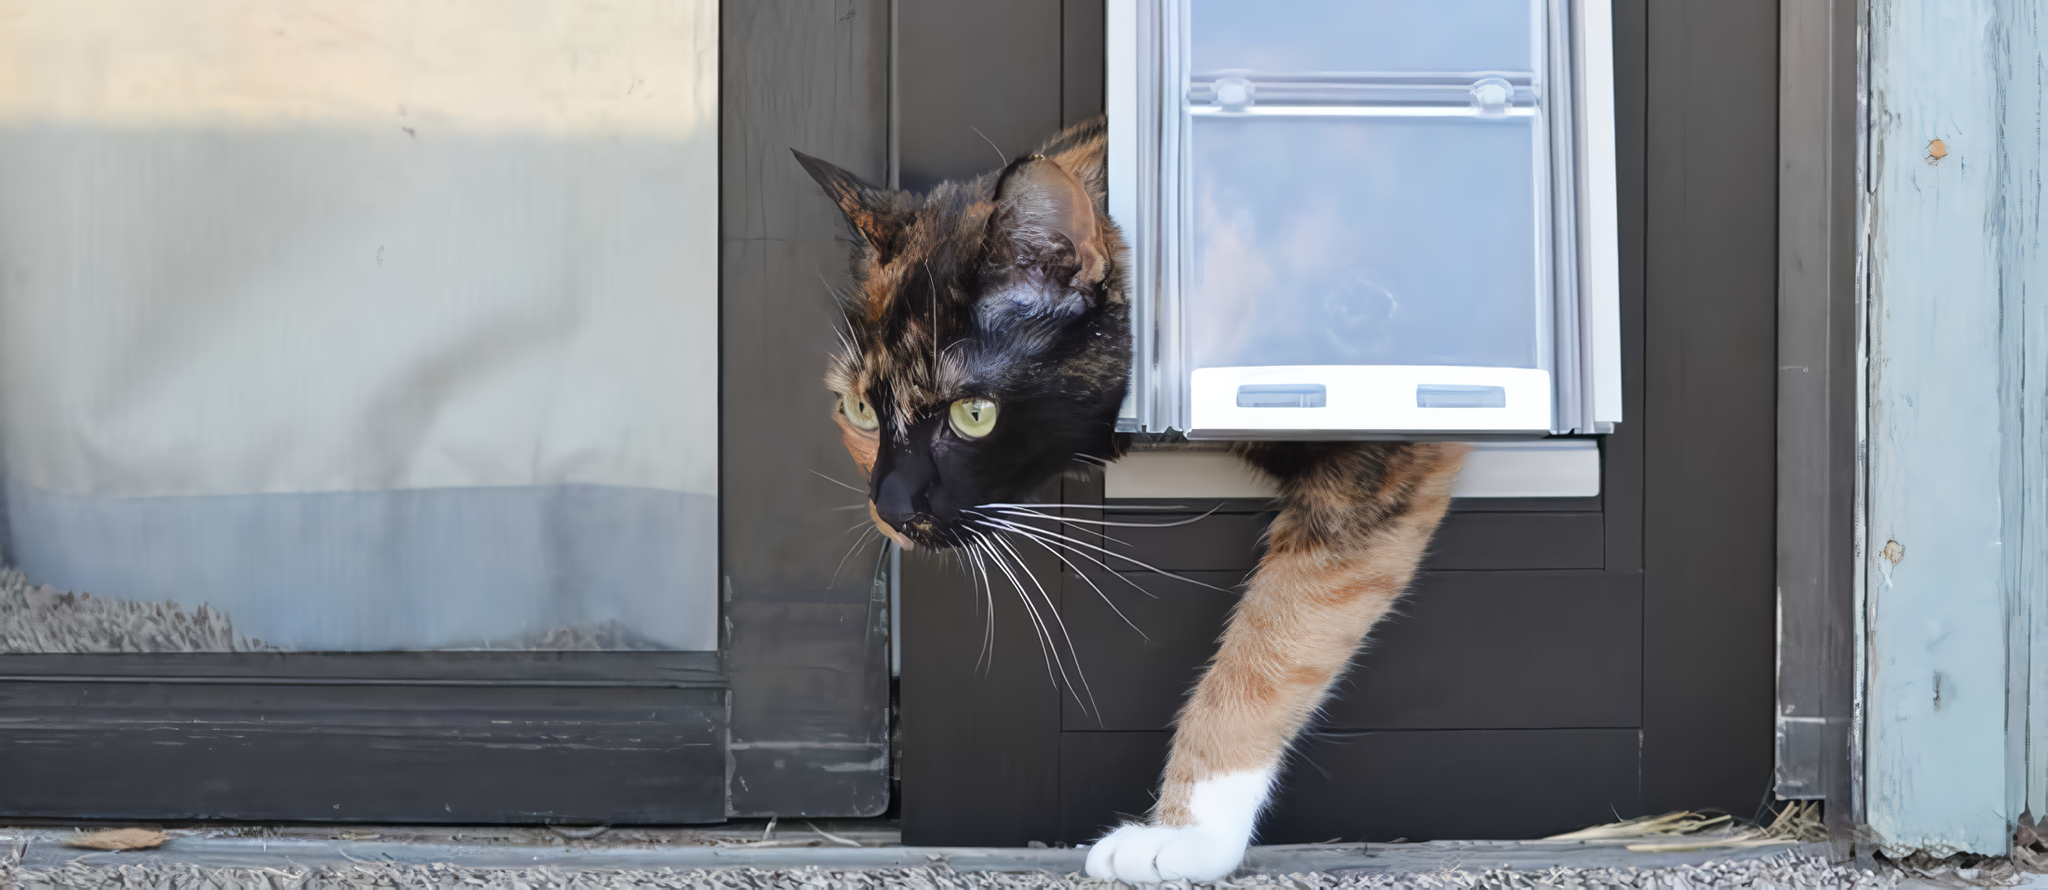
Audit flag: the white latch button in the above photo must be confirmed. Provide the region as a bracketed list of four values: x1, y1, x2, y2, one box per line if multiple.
[1469, 77, 1513, 115]
[1213, 74, 1255, 111]
[1237, 383, 1327, 408]
[1416, 384, 1507, 408]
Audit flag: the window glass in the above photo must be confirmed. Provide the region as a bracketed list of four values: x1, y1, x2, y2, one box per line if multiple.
[0, 2, 719, 653]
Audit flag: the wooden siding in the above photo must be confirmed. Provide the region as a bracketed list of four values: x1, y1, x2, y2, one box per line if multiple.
[1865, 0, 2034, 854]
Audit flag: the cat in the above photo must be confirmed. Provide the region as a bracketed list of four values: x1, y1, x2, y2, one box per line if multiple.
[798, 116, 1468, 883]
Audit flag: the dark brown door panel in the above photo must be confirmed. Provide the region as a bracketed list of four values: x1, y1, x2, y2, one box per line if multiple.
[1099, 511, 1603, 574]
[1425, 513, 1605, 570]
[1059, 728, 1642, 845]
[0, 656, 726, 823]
[1099, 512, 1271, 573]
[1061, 570, 1642, 731]
[1059, 570, 1242, 731]
[1316, 572, 1642, 729]
[898, 0, 1779, 845]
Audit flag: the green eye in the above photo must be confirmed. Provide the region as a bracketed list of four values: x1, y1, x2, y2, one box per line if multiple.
[949, 397, 999, 438]
[842, 393, 879, 431]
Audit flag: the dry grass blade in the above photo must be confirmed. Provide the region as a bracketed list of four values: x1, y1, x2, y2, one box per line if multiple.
[63, 827, 168, 850]
[1548, 804, 1826, 853]
[1762, 800, 1829, 843]
[1623, 835, 1791, 853]
[806, 821, 863, 848]
[1545, 811, 1731, 841]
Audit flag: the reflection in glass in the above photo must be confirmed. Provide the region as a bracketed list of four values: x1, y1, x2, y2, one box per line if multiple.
[0, 3, 719, 653]
[1188, 115, 1542, 371]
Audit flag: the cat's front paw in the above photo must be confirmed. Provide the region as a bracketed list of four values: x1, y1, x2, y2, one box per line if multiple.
[1083, 822, 1248, 884]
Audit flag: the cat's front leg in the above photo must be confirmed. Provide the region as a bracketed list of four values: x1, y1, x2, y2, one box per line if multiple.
[1081, 554, 1361, 883]
[1084, 442, 1465, 883]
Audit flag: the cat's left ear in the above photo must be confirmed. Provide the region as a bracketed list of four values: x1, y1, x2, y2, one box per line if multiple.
[793, 150, 909, 264]
[983, 155, 1110, 315]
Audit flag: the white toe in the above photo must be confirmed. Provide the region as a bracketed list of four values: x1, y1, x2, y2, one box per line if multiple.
[1085, 823, 1244, 884]
[1083, 824, 1131, 879]
[1113, 826, 1177, 883]
[1151, 827, 1247, 882]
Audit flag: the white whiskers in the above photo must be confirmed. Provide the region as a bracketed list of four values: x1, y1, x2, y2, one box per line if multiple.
[909, 500, 1229, 723]
[970, 514, 1231, 593]
[989, 504, 1220, 529]
[811, 470, 867, 494]
[828, 524, 884, 587]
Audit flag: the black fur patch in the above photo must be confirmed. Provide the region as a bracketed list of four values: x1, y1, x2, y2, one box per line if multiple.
[800, 118, 1130, 548]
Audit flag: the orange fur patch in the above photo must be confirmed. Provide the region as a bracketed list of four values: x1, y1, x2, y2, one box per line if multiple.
[1153, 443, 1468, 826]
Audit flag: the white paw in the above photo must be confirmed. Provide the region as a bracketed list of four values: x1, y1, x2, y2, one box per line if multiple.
[1084, 821, 1248, 883]
[1082, 768, 1274, 884]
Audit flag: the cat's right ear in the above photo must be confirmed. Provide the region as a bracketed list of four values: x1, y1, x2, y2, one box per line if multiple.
[793, 150, 907, 264]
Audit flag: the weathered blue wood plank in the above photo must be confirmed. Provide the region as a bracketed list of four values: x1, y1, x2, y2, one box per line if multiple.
[1995, 0, 2048, 827]
[1866, 0, 2013, 855]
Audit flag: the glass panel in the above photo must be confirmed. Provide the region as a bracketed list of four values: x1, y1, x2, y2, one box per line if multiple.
[0, 3, 719, 653]
[1191, 0, 1534, 75]
[1187, 114, 1542, 371]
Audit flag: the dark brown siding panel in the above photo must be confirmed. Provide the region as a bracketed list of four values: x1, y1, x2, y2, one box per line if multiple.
[899, 544, 1065, 846]
[1060, 570, 1241, 731]
[1104, 512, 1270, 573]
[1424, 513, 1605, 571]
[1318, 572, 1642, 730]
[1062, 729, 1642, 845]
[721, 0, 895, 817]
[897, 0, 1064, 192]
[1261, 729, 1644, 843]
[0, 674, 725, 823]
[1099, 510, 1603, 574]
[1060, 731, 1171, 843]
[1061, 571, 1641, 732]
[1638, 0, 1779, 813]
[1062, 0, 1107, 127]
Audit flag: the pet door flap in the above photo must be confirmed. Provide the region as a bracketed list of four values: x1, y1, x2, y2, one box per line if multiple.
[1110, 0, 1621, 438]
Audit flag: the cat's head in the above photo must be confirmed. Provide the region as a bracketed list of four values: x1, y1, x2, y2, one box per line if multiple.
[797, 120, 1130, 551]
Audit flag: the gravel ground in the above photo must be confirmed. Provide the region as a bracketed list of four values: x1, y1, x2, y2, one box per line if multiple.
[0, 859, 1894, 890]
[0, 565, 264, 653]
[0, 844, 1898, 889]
[0, 564, 665, 652]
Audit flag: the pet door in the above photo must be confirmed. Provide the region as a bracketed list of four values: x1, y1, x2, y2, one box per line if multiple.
[1108, 0, 1621, 438]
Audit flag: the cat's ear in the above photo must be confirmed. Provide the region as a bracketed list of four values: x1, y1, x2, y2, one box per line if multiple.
[793, 150, 908, 264]
[983, 156, 1110, 316]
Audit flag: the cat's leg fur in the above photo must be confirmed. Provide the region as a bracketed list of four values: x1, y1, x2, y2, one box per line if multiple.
[1085, 441, 1467, 883]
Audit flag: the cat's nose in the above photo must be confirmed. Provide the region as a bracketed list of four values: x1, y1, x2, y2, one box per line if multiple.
[873, 450, 937, 535]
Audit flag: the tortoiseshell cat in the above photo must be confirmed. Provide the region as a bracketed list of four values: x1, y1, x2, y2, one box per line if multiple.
[798, 117, 1467, 883]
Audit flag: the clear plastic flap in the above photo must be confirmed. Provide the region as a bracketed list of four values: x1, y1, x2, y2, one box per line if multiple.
[1187, 114, 1543, 373]
[1191, 0, 1535, 74]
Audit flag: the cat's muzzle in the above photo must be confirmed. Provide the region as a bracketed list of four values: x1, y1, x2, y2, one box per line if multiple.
[882, 511, 959, 550]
